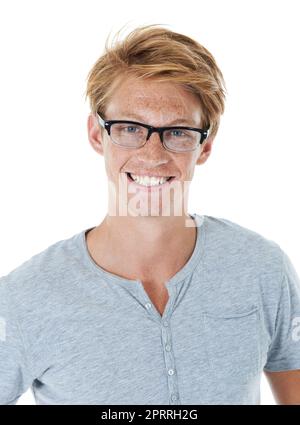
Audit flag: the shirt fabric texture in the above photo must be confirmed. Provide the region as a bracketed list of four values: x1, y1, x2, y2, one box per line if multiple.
[1, 213, 300, 405]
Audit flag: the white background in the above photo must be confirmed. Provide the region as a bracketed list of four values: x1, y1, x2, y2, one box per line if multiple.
[0, 0, 299, 405]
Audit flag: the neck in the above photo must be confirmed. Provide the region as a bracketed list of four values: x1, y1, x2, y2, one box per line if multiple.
[87, 213, 197, 281]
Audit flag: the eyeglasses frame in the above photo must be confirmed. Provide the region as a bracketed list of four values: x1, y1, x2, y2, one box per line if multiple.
[96, 113, 210, 152]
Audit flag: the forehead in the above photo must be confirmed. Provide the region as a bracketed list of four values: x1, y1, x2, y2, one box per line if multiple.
[105, 76, 202, 125]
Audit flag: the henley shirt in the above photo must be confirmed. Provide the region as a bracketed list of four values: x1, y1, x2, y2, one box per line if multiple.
[0, 213, 300, 405]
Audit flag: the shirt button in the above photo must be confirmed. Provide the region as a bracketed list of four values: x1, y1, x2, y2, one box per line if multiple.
[165, 344, 171, 351]
[171, 393, 178, 402]
[168, 369, 175, 376]
[145, 303, 152, 310]
[163, 320, 169, 327]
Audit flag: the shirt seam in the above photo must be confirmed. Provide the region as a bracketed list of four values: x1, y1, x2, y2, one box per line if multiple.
[193, 216, 207, 279]
[275, 248, 287, 334]
[267, 247, 288, 352]
[263, 359, 300, 371]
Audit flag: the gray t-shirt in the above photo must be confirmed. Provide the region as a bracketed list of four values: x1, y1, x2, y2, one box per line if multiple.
[1, 213, 300, 405]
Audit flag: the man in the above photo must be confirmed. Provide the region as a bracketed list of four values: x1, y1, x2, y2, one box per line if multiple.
[1, 24, 300, 405]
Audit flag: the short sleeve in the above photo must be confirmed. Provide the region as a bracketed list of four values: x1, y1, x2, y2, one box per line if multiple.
[263, 249, 300, 372]
[0, 276, 34, 404]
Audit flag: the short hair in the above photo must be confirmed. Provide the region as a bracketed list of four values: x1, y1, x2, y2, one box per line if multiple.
[85, 24, 227, 140]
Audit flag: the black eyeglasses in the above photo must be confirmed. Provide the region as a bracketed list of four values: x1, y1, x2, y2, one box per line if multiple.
[96, 113, 210, 153]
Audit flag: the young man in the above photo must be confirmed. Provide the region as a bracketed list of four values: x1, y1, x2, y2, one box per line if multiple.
[1, 24, 300, 405]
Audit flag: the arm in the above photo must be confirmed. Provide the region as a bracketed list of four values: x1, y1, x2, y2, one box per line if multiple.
[262, 247, 300, 404]
[264, 369, 300, 404]
[0, 277, 34, 404]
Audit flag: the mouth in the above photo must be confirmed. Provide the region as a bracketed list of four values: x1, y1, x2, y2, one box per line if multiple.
[125, 172, 176, 189]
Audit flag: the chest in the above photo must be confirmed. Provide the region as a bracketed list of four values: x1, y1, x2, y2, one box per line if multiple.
[33, 296, 265, 405]
[140, 280, 170, 317]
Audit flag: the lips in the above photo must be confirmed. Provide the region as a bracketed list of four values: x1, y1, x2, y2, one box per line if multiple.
[124, 172, 176, 191]
[126, 172, 174, 180]
[127, 172, 173, 182]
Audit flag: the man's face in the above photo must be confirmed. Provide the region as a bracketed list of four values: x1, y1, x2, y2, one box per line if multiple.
[87, 76, 213, 217]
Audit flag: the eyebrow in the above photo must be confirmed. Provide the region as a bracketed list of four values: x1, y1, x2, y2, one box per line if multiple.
[117, 112, 198, 127]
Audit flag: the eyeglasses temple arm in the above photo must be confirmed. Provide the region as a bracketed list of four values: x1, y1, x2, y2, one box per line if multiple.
[96, 112, 105, 128]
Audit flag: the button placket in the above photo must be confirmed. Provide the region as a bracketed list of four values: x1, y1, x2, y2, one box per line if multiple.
[145, 302, 152, 310]
[161, 316, 181, 405]
[171, 393, 178, 402]
[138, 281, 181, 403]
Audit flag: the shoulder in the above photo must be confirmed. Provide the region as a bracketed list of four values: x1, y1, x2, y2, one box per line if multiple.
[0, 229, 82, 310]
[201, 214, 284, 289]
[203, 214, 283, 264]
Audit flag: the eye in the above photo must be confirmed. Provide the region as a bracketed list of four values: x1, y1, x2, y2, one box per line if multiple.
[123, 125, 139, 133]
[170, 129, 185, 137]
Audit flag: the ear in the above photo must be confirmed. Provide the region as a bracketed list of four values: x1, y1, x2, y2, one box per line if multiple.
[87, 113, 105, 156]
[196, 136, 214, 165]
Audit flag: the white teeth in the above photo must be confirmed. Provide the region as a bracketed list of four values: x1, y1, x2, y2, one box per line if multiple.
[130, 173, 169, 186]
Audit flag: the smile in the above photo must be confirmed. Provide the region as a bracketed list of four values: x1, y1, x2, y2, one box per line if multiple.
[125, 172, 176, 188]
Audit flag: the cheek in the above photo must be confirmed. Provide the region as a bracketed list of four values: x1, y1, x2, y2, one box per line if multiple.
[102, 149, 116, 179]
[104, 146, 129, 179]
[179, 155, 198, 180]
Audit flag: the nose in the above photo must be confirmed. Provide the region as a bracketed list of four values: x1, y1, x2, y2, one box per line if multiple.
[146, 128, 163, 144]
[137, 129, 169, 165]
[144, 129, 165, 150]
